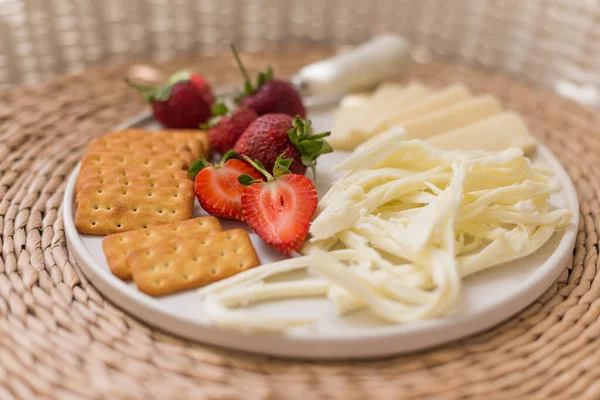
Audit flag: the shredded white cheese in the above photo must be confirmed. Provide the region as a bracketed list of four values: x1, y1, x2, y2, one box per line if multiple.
[198, 128, 572, 332]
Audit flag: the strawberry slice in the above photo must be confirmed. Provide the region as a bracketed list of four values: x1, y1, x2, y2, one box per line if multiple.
[239, 154, 318, 255]
[190, 150, 263, 220]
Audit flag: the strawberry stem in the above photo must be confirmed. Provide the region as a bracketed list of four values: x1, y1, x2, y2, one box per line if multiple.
[124, 78, 159, 102]
[241, 155, 273, 181]
[238, 153, 293, 186]
[230, 44, 252, 92]
[231, 43, 274, 101]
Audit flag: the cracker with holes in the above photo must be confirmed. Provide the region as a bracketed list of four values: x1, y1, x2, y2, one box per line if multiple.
[80, 152, 187, 174]
[80, 174, 192, 191]
[105, 129, 211, 156]
[102, 217, 222, 280]
[87, 144, 195, 168]
[75, 177, 193, 205]
[75, 183, 195, 235]
[88, 134, 204, 159]
[76, 166, 190, 192]
[129, 229, 260, 296]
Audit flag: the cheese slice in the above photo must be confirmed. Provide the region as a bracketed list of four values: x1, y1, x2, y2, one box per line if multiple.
[350, 84, 473, 146]
[426, 112, 536, 153]
[401, 95, 502, 140]
[340, 93, 371, 107]
[352, 82, 430, 137]
[329, 93, 372, 150]
[375, 84, 472, 133]
[330, 83, 430, 151]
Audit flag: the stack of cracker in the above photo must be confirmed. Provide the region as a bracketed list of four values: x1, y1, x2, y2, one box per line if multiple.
[75, 129, 209, 235]
[103, 216, 260, 296]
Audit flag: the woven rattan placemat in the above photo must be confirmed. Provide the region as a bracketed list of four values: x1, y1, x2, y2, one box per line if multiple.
[0, 51, 596, 400]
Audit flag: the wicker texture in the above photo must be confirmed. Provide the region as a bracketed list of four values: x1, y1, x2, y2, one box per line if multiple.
[0, 51, 596, 399]
[1, 0, 600, 102]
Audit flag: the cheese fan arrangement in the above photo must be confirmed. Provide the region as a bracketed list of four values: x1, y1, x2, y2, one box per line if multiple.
[72, 49, 571, 334]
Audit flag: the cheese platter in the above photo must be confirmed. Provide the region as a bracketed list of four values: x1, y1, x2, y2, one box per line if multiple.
[64, 36, 578, 359]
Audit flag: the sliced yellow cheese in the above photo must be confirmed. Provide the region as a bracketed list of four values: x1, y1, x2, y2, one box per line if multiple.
[350, 84, 473, 146]
[340, 92, 371, 107]
[352, 82, 430, 136]
[329, 93, 372, 150]
[330, 83, 430, 151]
[401, 95, 502, 140]
[426, 112, 536, 153]
[375, 84, 472, 133]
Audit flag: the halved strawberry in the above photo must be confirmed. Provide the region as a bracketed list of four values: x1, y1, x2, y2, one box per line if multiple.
[190, 150, 263, 220]
[238, 154, 318, 255]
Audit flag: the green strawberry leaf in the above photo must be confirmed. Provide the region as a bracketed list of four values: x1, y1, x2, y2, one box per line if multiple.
[201, 102, 232, 129]
[287, 123, 300, 146]
[243, 80, 254, 96]
[256, 67, 274, 89]
[211, 102, 230, 116]
[298, 140, 323, 155]
[286, 116, 332, 179]
[167, 70, 192, 85]
[200, 115, 222, 130]
[154, 85, 173, 102]
[155, 70, 193, 102]
[237, 174, 262, 186]
[189, 158, 211, 178]
[220, 149, 240, 164]
[272, 153, 292, 178]
[307, 132, 331, 140]
[126, 69, 195, 103]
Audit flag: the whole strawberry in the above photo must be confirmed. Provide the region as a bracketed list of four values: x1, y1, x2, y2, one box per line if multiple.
[203, 102, 258, 155]
[190, 150, 263, 220]
[238, 154, 318, 255]
[231, 45, 306, 118]
[127, 70, 215, 129]
[234, 114, 332, 176]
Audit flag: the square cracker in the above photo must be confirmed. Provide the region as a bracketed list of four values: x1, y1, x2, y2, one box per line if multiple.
[80, 151, 187, 172]
[88, 134, 205, 159]
[75, 177, 193, 205]
[130, 229, 260, 296]
[87, 138, 196, 165]
[102, 217, 222, 280]
[76, 166, 189, 192]
[105, 129, 210, 156]
[79, 174, 192, 190]
[166, 129, 211, 154]
[75, 183, 195, 235]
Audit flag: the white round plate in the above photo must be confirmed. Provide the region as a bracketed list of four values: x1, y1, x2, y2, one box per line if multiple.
[64, 107, 579, 360]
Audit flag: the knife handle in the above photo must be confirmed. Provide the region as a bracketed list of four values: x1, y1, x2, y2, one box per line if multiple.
[294, 34, 411, 97]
